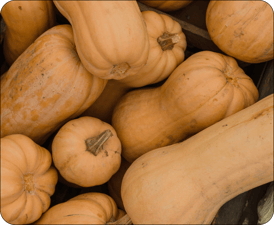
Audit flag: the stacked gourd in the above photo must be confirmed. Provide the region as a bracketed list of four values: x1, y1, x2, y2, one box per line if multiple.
[0, 0, 273, 224]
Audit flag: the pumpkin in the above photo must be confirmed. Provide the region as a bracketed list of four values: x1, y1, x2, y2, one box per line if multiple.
[81, 10, 187, 123]
[206, 0, 273, 63]
[112, 51, 259, 163]
[52, 116, 122, 187]
[121, 94, 273, 224]
[53, 1, 149, 80]
[138, 0, 192, 12]
[2, 0, 56, 65]
[35, 192, 131, 224]
[1, 24, 107, 145]
[1, 134, 58, 224]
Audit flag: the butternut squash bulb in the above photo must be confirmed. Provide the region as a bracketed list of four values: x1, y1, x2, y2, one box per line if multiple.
[139, 0, 192, 12]
[206, 0, 273, 63]
[1, 25, 107, 145]
[52, 117, 122, 187]
[1, 134, 58, 224]
[121, 94, 273, 224]
[53, 1, 149, 80]
[2, 0, 56, 65]
[112, 51, 259, 163]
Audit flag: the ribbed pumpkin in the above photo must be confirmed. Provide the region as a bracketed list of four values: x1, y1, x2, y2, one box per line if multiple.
[1, 134, 58, 224]
[121, 94, 273, 224]
[112, 51, 259, 163]
[1, 25, 107, 145]
[2, 0, 56, 65]
[139, 0, 192, 12]
[52, 117, 122, 187]
[53, 1, 149, 80]
[81, 10, 187, 123]
[206, 0, 273, 63]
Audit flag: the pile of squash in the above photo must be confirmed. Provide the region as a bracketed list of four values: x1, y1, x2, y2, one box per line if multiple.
[0, 0, 273, 224]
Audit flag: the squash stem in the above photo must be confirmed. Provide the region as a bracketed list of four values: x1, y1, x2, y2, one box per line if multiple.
[106, 214, 132, 225]
[85, 130, 113, 156]
[157, 32, 180, 51]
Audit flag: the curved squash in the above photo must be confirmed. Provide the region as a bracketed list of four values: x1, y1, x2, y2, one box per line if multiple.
[112, 51, 259, 163]
[206, 0, 273, 63]
[139, 0, 192, 12]
[53, 1, 149, 80]
[2, 0, 56, 65]
[1, 25, 107, 145]
[121, 94, 273, 224]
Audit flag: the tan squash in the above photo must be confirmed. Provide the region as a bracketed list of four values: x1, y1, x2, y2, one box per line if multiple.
[35, 192, 131, 224]
[1, 134, 58, 224]
[138, 0, 192, 12]
[2, 0, 56, 65]
[81, 10, 187, 123]
[112, 51, 259, 163]
[53, 1, 149, 80]
[1, 25, 107, 145]
[52, 116, 122, 187]
[206, 0, 273, 63]
[121, 94, 273, 224]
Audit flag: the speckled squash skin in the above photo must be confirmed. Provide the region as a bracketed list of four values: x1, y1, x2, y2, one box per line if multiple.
[139, 0, 192, 12]
[1, 25, 107, 145]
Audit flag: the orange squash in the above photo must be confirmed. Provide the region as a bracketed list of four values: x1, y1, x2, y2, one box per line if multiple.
[1, 25, 107, 145]
[121, 94, 273, 224]
[53, 1, 149, 80]
[206, 0, 273, 63]
[1, 134, 58, 224]
[138, 0, 192, 12]
[112, 51, 259, 163]
[52, 116, 122, 187]
[2, 0, 56, 65]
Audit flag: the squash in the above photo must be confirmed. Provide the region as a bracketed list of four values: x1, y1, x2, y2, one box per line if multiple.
[138, 0, 192, 12]
[206, 0, 273, 63]
[2, 0, 56, 65]
[81, 10, 187, 123]
[1, 134, 58, 224]
[52, 116, 122, 187]
[112, 51, 259, 163]
[0, 24, 107, 145]
[53, 1, 149, 80]
[121, 94, 273, 224]
[35, 192, 131, 224]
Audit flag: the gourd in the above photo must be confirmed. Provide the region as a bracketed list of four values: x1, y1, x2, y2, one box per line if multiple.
[52, 116, 122, 187]
[112, 51, 259, 163]
[81, 10, 187, 123]
[206, 0, 273, 63]
[138, 0, 192, 12]
[35, 192, 131, 224]
[1, 134, 58, 224]
[53, 1, 149, 80]
[121, 94, 273, 224]
[2, 0, 56, 65]
[1, 24, 107, 145]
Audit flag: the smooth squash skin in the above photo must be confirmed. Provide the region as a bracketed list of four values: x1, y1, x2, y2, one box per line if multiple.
[1, 25, 107, 145]
[121, 94, 273, 224]
[53, 1, 149, 80]
[2, 0, 56, 65]
[206, 1, 273, 63]
[112, 51, 259, 163]
[1, 134, 58, 224]
[138, 0, 192, 12]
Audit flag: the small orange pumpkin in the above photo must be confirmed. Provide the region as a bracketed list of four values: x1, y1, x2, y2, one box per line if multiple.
[139, 0, 192, 12]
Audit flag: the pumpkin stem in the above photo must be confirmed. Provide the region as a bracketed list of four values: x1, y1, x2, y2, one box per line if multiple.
[107, 214, 132, 225]
[157, 32, 180, 51]
[85, 130, 113, 156]
[110, 62, 131, 78]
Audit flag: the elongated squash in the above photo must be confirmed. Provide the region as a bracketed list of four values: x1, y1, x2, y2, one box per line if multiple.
[121, 94, 273, 224]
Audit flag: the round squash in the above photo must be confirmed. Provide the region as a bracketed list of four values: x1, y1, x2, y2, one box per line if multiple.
[121, 94, 273, 224]
[1, 134, 58, 224]
[1, 24, 107, 145]
[53, 1, 149, 80]
[2, 0, 56, 65]
[35, 192, 131, 224]
[139, 0, 192, 12]
[112, 51, 259, 163]
[206, 0, 273, 63]
[52, 116, 122, 187]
